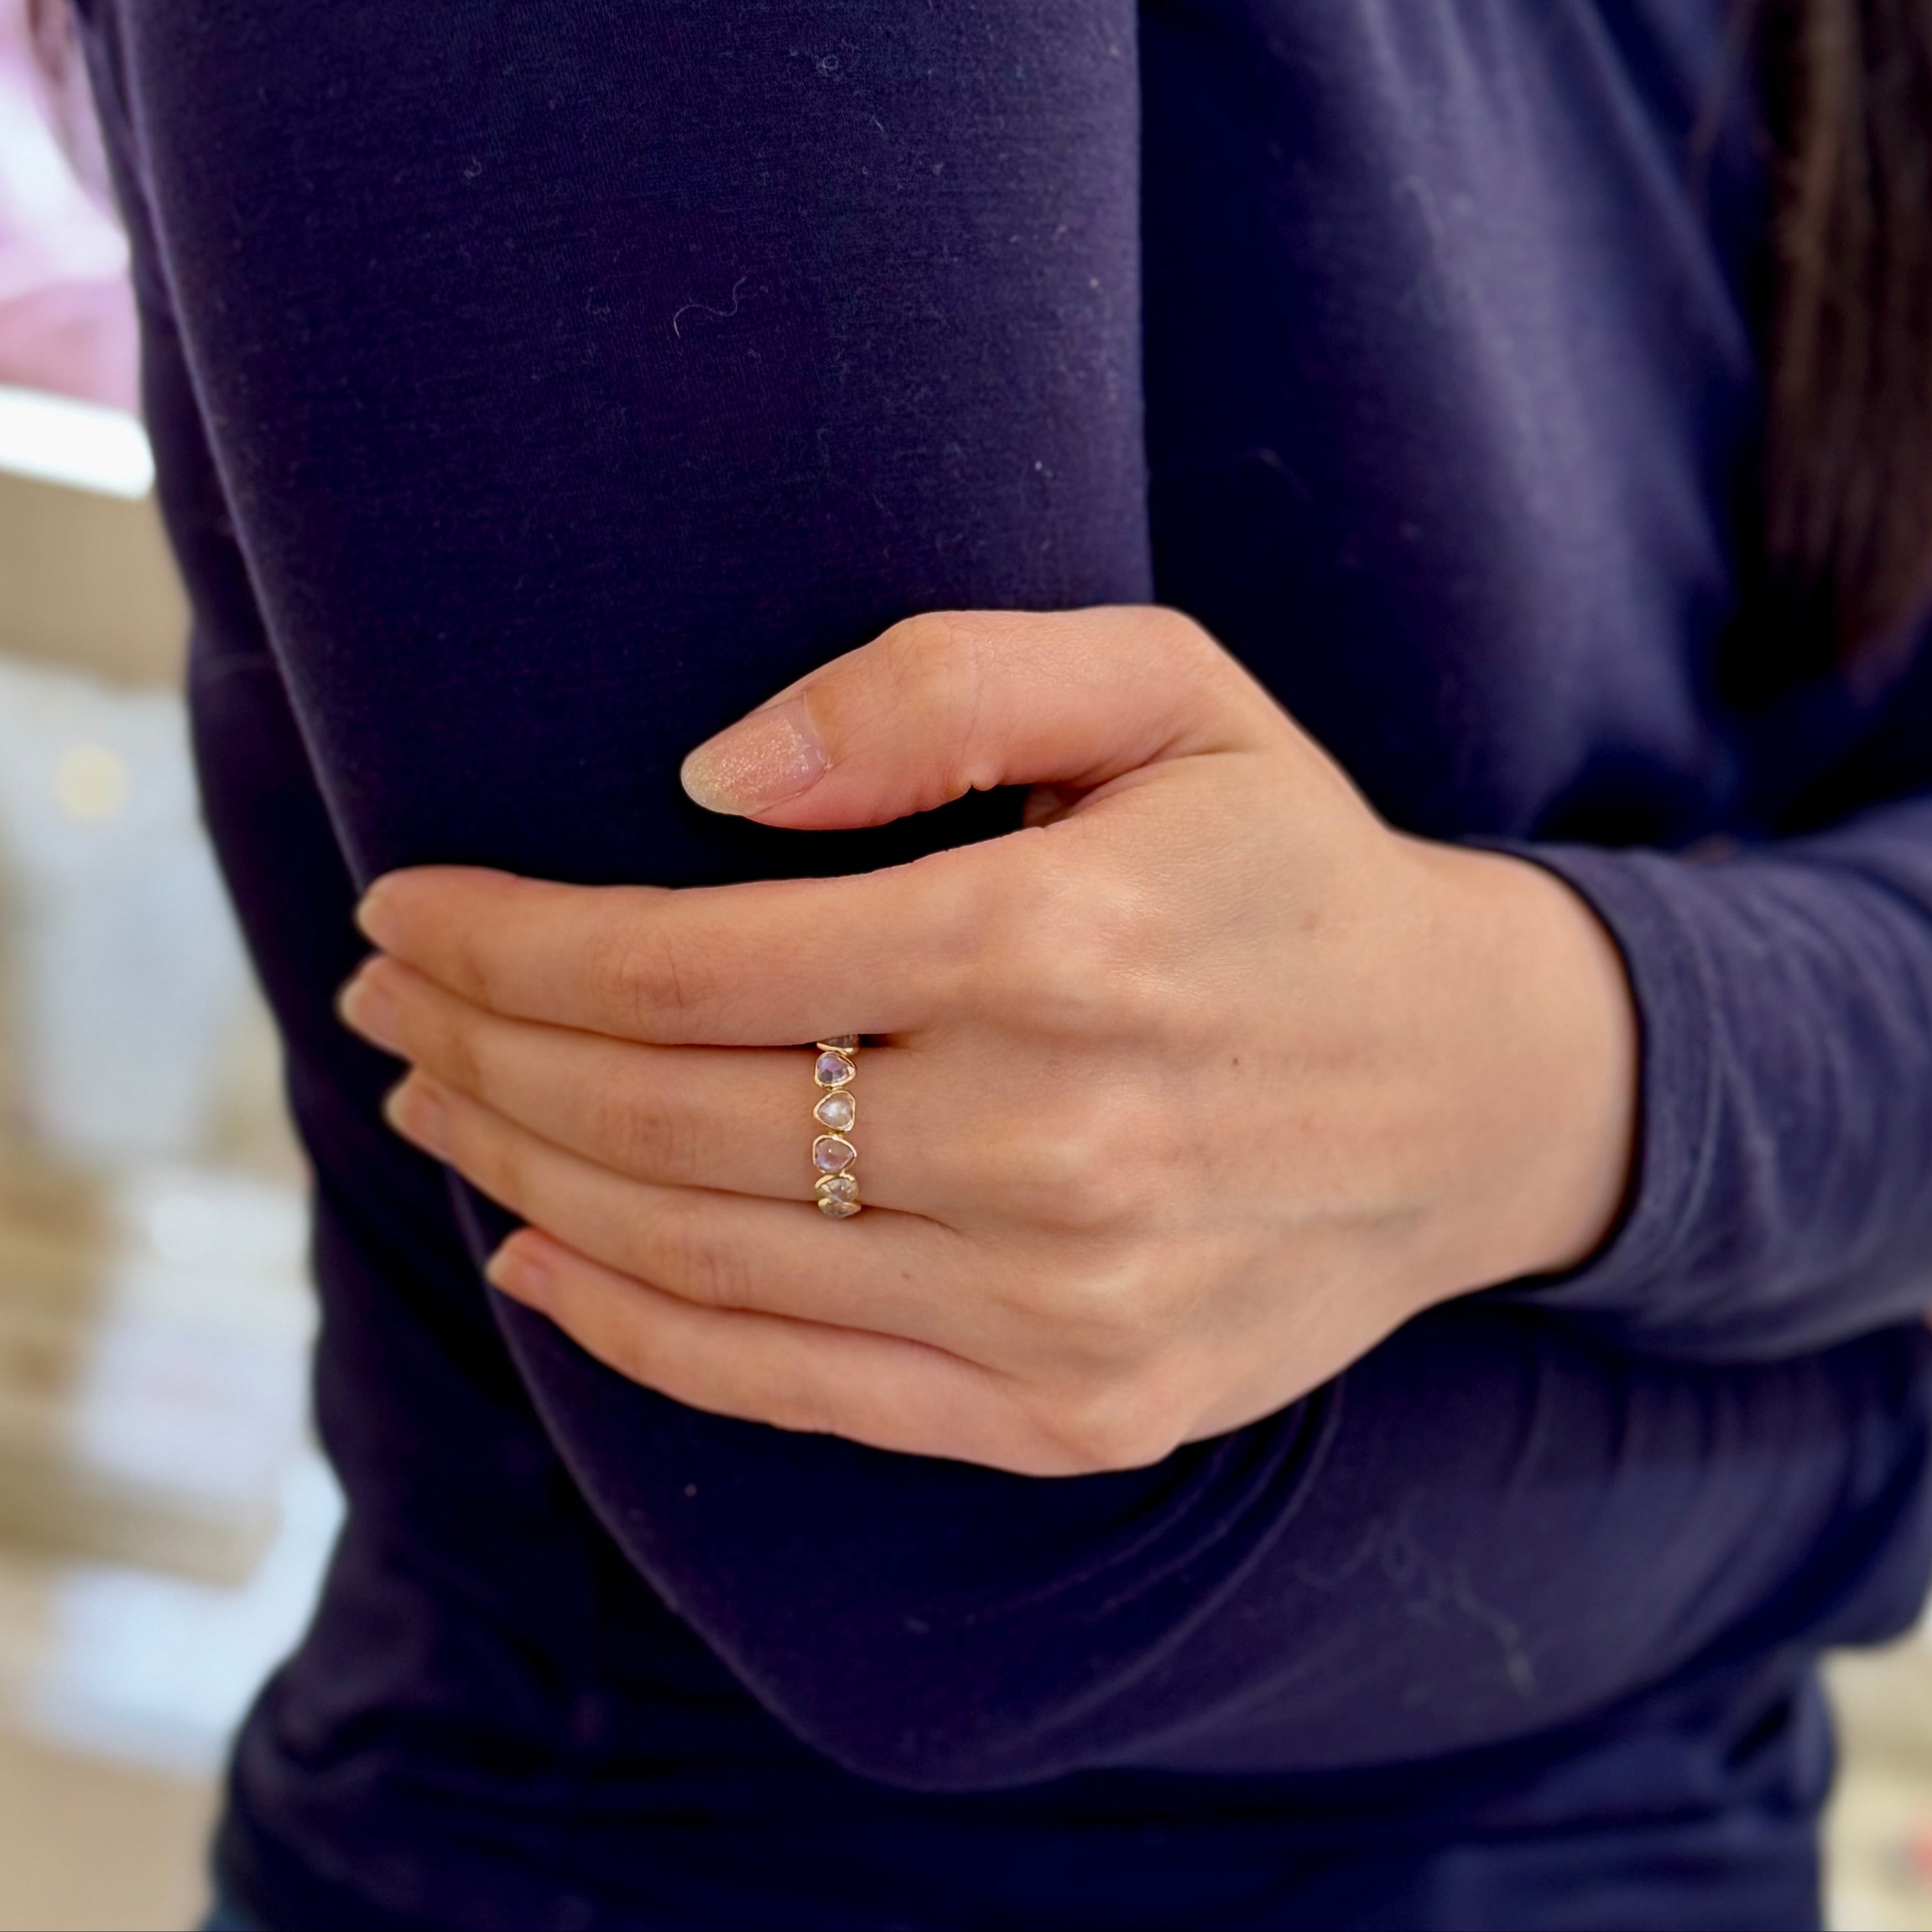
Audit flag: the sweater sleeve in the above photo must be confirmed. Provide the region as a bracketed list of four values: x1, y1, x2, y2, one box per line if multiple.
[483, 1250, 1932, 1788]
[1512, 798, 1932, 1358]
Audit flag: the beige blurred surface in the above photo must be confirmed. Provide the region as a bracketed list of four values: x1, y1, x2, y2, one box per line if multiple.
[0, 472, 185, 687]
[0, 460, 316, 1932]
[0, 1727, 213, 1932]
[1827, 1643, 1932, 1932]
[0, 75, 247, 1932]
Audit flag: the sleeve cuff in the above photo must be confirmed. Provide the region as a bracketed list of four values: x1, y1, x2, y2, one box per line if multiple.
[1479, 841, 1722, 1335]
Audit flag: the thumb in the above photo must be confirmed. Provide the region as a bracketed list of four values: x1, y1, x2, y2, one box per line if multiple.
[679, 606, 1277, 830]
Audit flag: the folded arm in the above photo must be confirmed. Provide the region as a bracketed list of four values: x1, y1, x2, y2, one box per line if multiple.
[89, 0, 1932, 1795]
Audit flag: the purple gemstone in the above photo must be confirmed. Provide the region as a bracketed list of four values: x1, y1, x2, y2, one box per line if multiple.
[814, 1051, 855, 1088]
[813, 1134, 856, 1174]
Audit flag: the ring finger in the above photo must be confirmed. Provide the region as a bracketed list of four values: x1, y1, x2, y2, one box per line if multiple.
[383, 1069, 1020, 1361]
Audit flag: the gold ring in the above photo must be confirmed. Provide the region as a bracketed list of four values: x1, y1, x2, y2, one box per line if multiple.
[810, 1036, 861, 1217]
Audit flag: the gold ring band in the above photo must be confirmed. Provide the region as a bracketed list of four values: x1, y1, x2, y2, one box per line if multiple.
[811, 1036, 861, 1217]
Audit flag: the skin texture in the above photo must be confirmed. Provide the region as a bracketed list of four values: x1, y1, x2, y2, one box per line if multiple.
[340, 606, 1639, 1476]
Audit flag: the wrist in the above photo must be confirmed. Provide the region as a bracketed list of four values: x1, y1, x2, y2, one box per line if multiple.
[1407, 840, 1641, 1288]
[1514, 855, 1641, 1273]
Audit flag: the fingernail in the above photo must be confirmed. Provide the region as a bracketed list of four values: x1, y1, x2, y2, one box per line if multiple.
[338, 966, 402, 1053]
[487, 1237, 551, 1303]
[386, 1080, 449, 1158]
[680, 696, 827, 816]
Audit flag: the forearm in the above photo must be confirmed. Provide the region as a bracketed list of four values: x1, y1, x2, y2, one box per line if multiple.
[461, 1179, 1932, 1786]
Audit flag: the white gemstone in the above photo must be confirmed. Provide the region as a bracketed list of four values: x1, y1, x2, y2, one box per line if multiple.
[817, 1195, 861, 1218]
[815, 1172, 859, 1204]
[814, 1091, 856, 1132]
[813, 1134, 856, 1174]
[816, 1035, 860, 1052]
[814, 1051, 856, 1088]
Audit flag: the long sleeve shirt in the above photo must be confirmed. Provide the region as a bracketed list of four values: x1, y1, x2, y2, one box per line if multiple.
[76, 0, 1932, 1925]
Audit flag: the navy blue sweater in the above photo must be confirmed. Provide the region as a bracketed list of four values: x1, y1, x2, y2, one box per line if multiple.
[79, 1, 1932, 1925]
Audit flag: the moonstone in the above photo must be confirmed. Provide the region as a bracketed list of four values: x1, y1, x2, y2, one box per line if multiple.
[814, 1051, 855, 1088]
[813, 1091, 856, 1132]
[813, 1134, 857, 1174]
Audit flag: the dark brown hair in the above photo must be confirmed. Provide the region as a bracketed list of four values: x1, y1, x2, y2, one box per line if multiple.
[1767, 0, 1932, 665]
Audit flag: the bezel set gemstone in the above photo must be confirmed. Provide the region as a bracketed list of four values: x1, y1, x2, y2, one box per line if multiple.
[813, 1134, 857, 1174]
[811, 1039, 861, 1214]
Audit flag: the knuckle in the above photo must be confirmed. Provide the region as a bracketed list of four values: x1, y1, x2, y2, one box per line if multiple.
[641, 1200, 757, 1310]
[419, 1003, 488, 1098]
[1151, 603, 1219, 661]
[1034, 1144, 1143, 1235]
[1029, 1256, 1153, 1361]
[457, 1110, 526, 1213]
[877, 609, 981, 699]
[967, 856, 1152, 1039]
[442, 921, 501, 1011]
[868, 611, 993, 793]
[1038, 1373, 1190, 1475]
[593, 1080, 703, 1183]
[1001, 1097, 1147, 1232]
[1144, 604, 1232, 688]
[891, 847, 988, 994]
[595, 921, 717, 1037]
[594, 1300, 683, 1398]
[1013, 941, 1116, 1037]
[1032, 1244, 1196, 1368]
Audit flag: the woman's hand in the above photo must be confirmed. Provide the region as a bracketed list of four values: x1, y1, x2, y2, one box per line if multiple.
[341, 607, 1637, 1475]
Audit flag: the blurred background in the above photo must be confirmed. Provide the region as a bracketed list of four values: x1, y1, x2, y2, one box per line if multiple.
[0, 6, 339, 1926]
[0, 4, 1927, 1929]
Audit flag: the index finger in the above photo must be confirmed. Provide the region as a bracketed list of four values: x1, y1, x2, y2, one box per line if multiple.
[354, 856, 983, 1044]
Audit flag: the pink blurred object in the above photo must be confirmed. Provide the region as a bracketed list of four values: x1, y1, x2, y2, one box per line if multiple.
[1905, 1820, 1932, 1889]
[0, 0, 136, 412]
